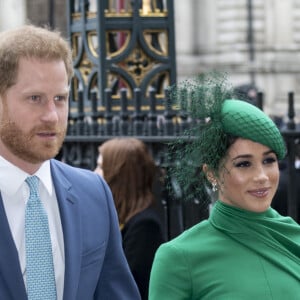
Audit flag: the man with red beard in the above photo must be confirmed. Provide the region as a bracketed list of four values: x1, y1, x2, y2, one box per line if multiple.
[0, 25, 140, 300]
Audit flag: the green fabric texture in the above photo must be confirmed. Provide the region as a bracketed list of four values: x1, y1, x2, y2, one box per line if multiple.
[222, 99, 286, 160]
[149, 201, 300, 300]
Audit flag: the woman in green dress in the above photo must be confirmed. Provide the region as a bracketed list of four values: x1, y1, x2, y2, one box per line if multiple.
[149, 75, 300, 299]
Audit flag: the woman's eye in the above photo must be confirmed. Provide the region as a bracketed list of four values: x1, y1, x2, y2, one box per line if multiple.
[235, 161, 251, 168]
[264, 157, 277, 164]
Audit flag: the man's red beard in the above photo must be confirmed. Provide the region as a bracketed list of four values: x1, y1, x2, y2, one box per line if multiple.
[0, 120, 66, 164]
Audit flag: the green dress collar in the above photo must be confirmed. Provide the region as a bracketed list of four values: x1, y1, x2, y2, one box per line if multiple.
[210, 200, 300, 280]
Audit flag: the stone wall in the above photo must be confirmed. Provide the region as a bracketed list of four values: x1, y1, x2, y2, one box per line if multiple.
[0, 0, 27, 30]
[26, 0, 67, 36]
[174, 0, 300, 116]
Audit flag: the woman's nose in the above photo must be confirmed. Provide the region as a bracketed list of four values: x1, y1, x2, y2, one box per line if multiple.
[253, 166, 268, 183]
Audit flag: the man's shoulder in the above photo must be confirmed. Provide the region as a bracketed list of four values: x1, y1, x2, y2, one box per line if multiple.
[51, 159, 93, 174]
[50, 159, 112, 204]
[50, 159, 103, 185]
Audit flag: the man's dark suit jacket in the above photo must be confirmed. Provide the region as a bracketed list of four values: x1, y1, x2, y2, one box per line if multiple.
[0, 159, 141, 299]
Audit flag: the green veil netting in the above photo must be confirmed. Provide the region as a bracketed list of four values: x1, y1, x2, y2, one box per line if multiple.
[165, 72, 285, 206]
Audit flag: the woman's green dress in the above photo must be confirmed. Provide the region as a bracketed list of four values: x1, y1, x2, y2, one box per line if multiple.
[149, 201, 300, 299]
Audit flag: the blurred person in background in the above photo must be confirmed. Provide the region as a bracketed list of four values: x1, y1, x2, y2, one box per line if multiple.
[95, 137, 166, 300]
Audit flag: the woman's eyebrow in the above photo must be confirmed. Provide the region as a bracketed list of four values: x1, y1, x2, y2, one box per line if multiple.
[231, 154, 252, 161]
[263, 150, 275, 156]
[231, 150, 275, 161]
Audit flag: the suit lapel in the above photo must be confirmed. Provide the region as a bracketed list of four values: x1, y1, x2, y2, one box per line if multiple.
[50, 161, 82, 300]
[0, 194, 27, 300]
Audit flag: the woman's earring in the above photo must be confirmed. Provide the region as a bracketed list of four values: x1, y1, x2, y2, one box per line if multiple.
[212, 181, 218, 192]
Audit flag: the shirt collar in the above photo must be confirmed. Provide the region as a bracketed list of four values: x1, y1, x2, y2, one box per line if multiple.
[35, 160, 53, 196]
[0, 156, 53, 196]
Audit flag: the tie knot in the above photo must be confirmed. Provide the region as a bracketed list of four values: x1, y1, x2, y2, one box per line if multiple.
[25, 176, 39, 194]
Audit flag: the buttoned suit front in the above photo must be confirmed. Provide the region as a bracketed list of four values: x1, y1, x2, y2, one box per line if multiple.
[0, 159, 140, 300]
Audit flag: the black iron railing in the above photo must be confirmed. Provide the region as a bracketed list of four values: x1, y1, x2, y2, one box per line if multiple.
[62, 88, 300, 238]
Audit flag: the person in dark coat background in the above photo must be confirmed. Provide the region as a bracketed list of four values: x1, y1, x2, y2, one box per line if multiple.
[272, 141, 300, 223]
[95, 137, 166, 300]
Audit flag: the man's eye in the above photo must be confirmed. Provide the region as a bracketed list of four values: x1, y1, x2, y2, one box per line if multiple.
[30, 95, 41, 101]
[54, 95, 67, 102]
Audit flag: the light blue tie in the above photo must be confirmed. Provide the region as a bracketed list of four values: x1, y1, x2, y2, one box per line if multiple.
[25, 176, 57, 300]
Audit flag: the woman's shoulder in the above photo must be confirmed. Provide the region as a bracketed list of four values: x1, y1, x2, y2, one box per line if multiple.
[159, 219, 221, 254]
[170, 220, 210, 241]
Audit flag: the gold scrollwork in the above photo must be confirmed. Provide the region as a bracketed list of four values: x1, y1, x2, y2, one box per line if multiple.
[104, 10, 133, 17]
[71, 33, 81, 60]
[72, 12, 81, 21]
[86, 12, 97, 19]
[143, 29, 168, 56]
[139, 0, 167, 17]
[106, 30, 130, 58]
[147, 71, 170, 96]
[79, 52, 93, 85]
[106, 73, 132, 101]
[105, 0, 133, 16]
[122, 45, 155, 86]
[87, 30, 98, 57]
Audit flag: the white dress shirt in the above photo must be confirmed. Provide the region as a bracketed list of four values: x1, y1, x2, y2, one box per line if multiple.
[0, 156, 65, 300]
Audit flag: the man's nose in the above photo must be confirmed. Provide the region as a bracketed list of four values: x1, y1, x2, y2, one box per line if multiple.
[40, 100, 59, 123]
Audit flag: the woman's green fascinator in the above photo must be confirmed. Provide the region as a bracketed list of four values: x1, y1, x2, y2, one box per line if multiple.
[222, 99, 286, 160]
[167, 73, 286, 204]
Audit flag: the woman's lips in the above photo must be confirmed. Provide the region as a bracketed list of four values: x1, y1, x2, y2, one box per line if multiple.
[248, 188, 270, 198]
